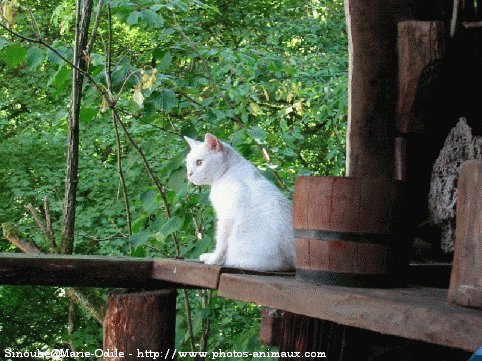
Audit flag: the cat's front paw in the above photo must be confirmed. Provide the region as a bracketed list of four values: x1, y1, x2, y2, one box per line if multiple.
[199, 252, 224, 265]
[199, 253, 214, 263]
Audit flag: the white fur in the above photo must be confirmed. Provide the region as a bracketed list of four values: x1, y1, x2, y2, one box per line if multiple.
[184, 133, 295, 271]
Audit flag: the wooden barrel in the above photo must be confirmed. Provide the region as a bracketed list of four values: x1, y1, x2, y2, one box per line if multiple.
[293, 176, 407, 288]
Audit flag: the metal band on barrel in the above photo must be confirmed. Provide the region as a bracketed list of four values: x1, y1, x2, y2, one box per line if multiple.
[294, 229, 393, 245]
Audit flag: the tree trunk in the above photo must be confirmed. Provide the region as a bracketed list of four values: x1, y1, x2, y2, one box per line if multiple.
[61, 0, 94, 254]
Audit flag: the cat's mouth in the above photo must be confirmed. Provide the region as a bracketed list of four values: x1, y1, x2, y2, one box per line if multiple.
[187, 175, 200, 185]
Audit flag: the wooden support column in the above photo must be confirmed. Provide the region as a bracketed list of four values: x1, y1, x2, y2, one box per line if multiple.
[448, 160, 482, 309]
[344, 0, 400, 177]
[103, 289, 176, 361]
[344, 0, 449, 177]
[277, 312, 472, 361]
[278, 313, 342, 360]
[396, 21, 446, 134]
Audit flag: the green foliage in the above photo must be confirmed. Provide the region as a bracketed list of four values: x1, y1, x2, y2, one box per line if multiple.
[0, 286, 102, 353]
[0, 0, 347, 357]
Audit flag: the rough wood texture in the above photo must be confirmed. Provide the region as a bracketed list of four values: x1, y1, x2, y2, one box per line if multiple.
[0, 253, 160, 288]
[344, 0, 452, 177]
[394, 137, 407, 181]
[279, 312, 470, 361]
[218, 273, 482, 352]
[103, 290, 176, 361]
[396, 21, 446, 134]
[260, 307, 283, 347]
[293, 176, 407, 287]
[152, 259, 222, 289]
[61, 0, 94, 255]
[0, 254, 291, 289]
[448, 159, 482, 308]
[278, 313, 341, 360]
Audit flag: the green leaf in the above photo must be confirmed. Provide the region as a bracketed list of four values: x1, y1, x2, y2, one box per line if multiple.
[140, 190, 159, 214]
[158, 216, 182, 238]
[79, 108, 98, 123]
[165, 154, 185, 172]
[151, 90, 177, 112]
[46, 46, 70, 65]
[249, 102, 262, 116]
[247, 126, 267, 142]
[168, 168, 186, 192]
[130, 231, 151, 247]
[25, 47, 44, 69]
[1, 43, 27, 68]
[158, 51, 172, 71]
[127, 11, 142, 25]
[49, 66, 71, 90]
[141, 9, 164, 28]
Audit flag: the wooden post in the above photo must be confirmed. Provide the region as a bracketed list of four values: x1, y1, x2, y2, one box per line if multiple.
[344, 1, 450, 177]
[278, 313, 340, 359]
[448, 160, 482, 309]
[260, 307, 283, 346]
[396, 21, 446, 134]
[103, 289, 176, 361]
[344, 0, 401, 177]
[278, 312, 472, 360]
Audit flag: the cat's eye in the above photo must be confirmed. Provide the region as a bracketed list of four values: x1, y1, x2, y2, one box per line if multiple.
[196, 159, 203, 166]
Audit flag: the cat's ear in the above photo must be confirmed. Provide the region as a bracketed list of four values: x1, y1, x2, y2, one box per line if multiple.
[205, 133, 223, 152]
[184, 136, 201, 149]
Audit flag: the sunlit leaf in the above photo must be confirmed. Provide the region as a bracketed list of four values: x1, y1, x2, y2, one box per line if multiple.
[133, 84, 144, 106]
[0, 43, 26, 68]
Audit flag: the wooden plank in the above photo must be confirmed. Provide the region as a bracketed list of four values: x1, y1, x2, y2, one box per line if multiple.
[449, 159, 482, 308]
[218, 274, 482, 352]
[0, 253, 293, 289]
[0, 253, 162, 288]
[151, 259, 222, 289]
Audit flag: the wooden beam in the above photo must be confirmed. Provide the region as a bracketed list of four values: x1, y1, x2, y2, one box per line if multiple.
[0, 253, 162, 288]
[151, 259, 222, 289]
[218, 273, 482, 352]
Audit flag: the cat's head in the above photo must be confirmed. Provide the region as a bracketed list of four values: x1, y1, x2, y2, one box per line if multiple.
[184, 133, 228, 185]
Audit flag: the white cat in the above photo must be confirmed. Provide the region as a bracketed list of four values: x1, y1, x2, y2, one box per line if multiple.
[184, 133, 295, 271]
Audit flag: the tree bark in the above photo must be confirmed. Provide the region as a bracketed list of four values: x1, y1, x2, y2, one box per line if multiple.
[103, 290, 176, 361]
[61, 0, 94, 254]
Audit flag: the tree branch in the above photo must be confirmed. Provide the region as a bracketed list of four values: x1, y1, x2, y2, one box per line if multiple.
[26, 203, 56, 253]
[86, 0, 104, 55]
[43, 196, 57, 251]
[2, 223, 43, 254]
[112, 109, 180, 255]
[112, 114, 132, 238]
[65, 288, 105, 325]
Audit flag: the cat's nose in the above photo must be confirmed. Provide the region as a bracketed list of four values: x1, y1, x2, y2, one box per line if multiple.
[188, 171, 193, 177]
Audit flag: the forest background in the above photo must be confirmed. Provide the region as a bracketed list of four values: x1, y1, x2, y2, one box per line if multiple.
[0, 0, 347, 358]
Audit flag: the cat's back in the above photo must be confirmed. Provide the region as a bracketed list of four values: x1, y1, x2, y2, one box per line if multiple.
[222, 158, 290, 211]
